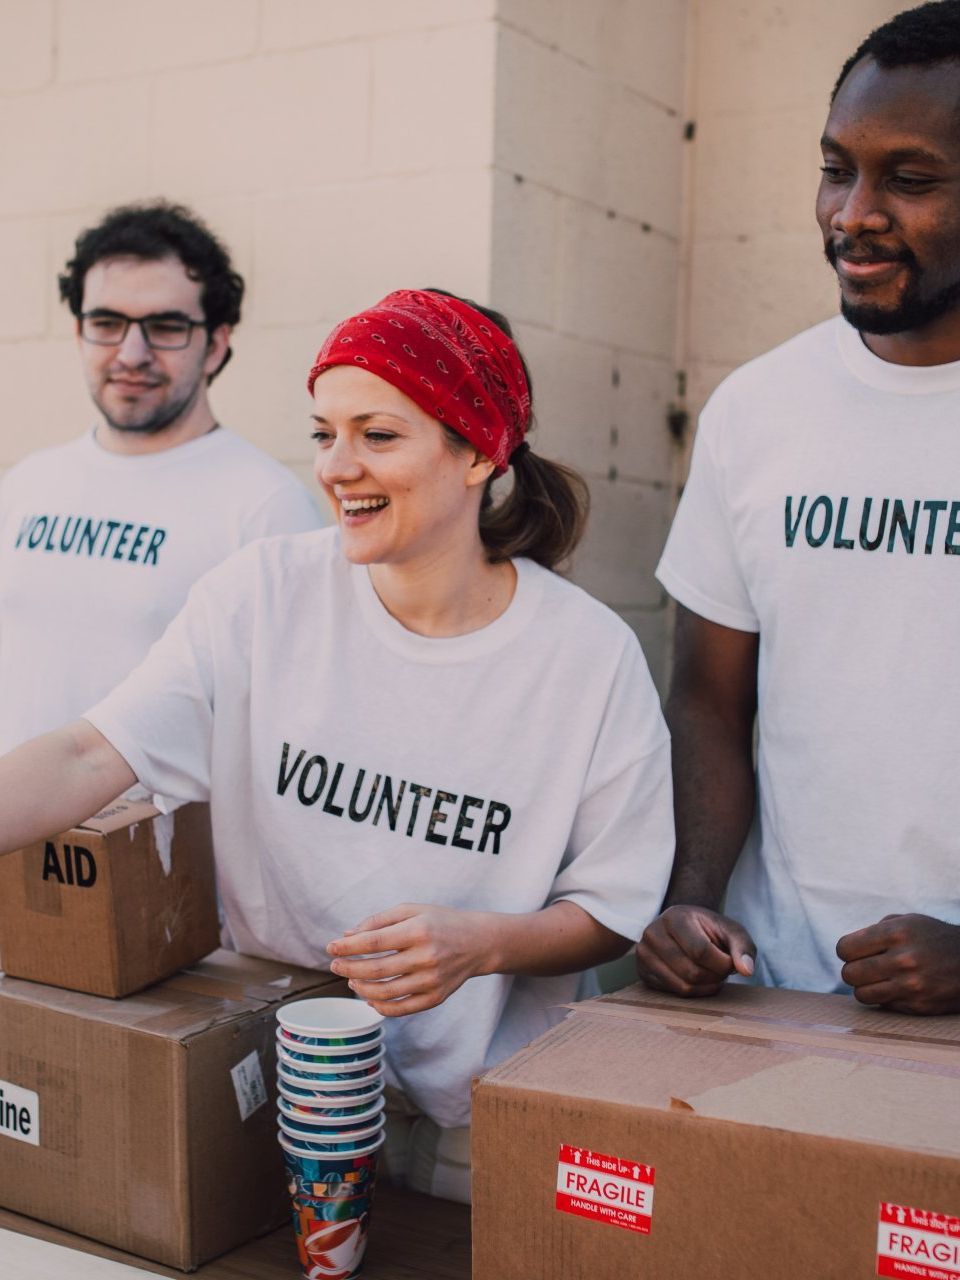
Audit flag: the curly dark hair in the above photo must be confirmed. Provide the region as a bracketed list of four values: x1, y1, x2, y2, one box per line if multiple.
[59, 201, 244, 378]
[833, 0, 960, 99]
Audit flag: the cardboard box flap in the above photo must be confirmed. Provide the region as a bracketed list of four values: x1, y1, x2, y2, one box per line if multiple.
[582, 1001, 960, 1069]
[0, 950, 340, 1041]
[596, 981, 960, 1045]
[478, 1007, 960, 1160]
[71, 796, 160, 835]
[170, 949, 326, 1003]
[0, 971, 266, 1039]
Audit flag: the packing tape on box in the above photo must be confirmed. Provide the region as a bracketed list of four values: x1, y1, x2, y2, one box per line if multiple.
[152, 812, 175, 876]
[579, 999, 960, 1069]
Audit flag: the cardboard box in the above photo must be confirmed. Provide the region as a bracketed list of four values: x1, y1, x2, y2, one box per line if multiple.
[0, 796, 219, 997]
[0, 949, 349, 1269]
[473, 982, 960, 1280]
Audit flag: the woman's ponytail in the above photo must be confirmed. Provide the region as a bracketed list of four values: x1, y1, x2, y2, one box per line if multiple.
[479, 444, 590, 570]
[424, 286, 591, 571]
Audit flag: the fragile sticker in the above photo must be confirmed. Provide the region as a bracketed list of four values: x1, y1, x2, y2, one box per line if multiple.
[230, 1050, 268, 1122]
[555, 1143, 655, 1234]
[877, 1202, 960, 1278]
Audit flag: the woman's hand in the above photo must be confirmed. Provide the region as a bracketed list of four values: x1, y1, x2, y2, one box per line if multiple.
[326, 903, 498, 1016]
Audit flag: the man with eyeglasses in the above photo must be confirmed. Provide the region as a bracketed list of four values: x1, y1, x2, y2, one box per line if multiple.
[0, 200, 320, 756]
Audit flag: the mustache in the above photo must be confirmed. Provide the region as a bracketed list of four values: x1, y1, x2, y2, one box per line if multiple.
[825, 238, 916, 267]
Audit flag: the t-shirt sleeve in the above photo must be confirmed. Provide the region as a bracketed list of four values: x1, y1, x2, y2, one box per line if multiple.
[547, 639, 675, 942]
[656, 390, 759, 633]
[240, 477, 326, 542]
[82, 572, 226, 803]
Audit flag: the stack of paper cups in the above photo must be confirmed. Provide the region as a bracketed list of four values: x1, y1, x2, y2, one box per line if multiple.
[276, 998, 385, 1280]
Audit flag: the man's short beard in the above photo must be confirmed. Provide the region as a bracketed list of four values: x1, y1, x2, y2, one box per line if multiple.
[96, 382, 202, 435]
[840, 277, 960, 335]
[825, 240, 960, 336]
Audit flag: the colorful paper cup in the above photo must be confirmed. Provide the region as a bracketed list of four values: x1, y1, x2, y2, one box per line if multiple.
[277, 1066, 384, 1097]
[279, 1096, 386, 1127]
[278, 1075, 384, 1107]
[279, 1125, 385, 1157]
[278, 1034, 382, 1060]
[279, 1114, 384, 1140]
[278, 1038, 383, 1066]
[277, 1085, 384, 1116]
[280, 1131, 386, 1162]
[280, 1027, 383, 1051]
[281, 1139, 382, 1279]
[280, 1105, 385, 1129]
[277, 997, 384, 1041]
[277, 1046, 384, 1080]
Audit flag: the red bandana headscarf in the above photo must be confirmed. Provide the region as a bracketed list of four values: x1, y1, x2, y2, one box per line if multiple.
[307, 289, 530, 475]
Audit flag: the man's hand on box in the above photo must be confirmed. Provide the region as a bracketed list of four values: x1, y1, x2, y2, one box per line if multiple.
[635, 904, 757, 997]
[837, 914, 960, 1015]
[326, 904, 494, 1017]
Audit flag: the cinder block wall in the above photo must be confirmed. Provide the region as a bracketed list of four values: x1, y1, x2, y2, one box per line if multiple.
[684, 0, 905, 447]
[0, 0, 500, 492]
[491, 1, 689, 691]
[0, 0, 910, 695]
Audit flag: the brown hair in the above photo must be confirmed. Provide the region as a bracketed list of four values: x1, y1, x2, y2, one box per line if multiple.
[427, 289, 590, 570]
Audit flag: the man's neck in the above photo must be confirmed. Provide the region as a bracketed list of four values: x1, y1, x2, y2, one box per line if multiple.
[860, 312, 960, 367]
[94, 411, 219, 456]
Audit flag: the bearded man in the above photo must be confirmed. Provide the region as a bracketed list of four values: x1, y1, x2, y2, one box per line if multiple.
[638, 0, 960, 1015]
[0, 201, 320, 753]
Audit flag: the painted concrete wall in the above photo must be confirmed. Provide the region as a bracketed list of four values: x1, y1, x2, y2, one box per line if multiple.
[492, 0, 689, 690]
[0, 0, 912, 694]
[684, 0, 905, 438]
[0, 0, 499, 493]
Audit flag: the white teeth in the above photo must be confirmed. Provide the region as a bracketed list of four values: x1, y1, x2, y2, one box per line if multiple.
[341, 497, 389, 512]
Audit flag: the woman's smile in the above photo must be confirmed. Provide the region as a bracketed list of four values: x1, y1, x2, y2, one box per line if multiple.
[312, 364, 485, 568]
[338, 494, 391, 520]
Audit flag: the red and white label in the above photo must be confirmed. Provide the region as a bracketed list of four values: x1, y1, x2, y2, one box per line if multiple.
[555, 1143, 655, 1235]
[877, 1202, 960, 1279]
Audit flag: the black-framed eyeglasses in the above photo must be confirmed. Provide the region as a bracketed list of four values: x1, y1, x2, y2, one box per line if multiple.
[79, 311, 207, 350]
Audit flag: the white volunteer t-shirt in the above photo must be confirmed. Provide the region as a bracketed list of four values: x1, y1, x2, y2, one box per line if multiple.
[657, 315, 960, 993]
[0, 428, 321, 752]
[86, 529, 674, 1127]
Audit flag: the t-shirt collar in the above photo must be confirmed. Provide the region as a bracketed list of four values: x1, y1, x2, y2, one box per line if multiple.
[349, 551, 543, 664]
[835, 315, 960, 394]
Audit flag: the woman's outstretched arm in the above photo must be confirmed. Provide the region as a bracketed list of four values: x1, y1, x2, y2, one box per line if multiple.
[0, 719, 136, 855]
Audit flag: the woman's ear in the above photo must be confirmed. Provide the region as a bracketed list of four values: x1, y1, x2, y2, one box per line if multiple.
[465, 449, 496, 489]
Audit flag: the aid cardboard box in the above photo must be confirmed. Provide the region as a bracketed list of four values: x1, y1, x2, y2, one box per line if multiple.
[473, 982, 960, 1280]
[0, 794, 219, 997]
[0, 949, 349, 1269]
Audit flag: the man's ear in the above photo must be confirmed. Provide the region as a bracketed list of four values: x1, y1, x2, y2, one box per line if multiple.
[465, 448, 496, 489]
[203, 323, 232, 380]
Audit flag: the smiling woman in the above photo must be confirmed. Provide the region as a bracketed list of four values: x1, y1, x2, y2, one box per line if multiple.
[0, 289, 676, 1206]
[307, 289, 589, 635]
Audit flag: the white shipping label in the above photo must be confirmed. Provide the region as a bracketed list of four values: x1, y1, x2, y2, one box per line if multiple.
[230, 1051, 268, 1122]
[0, 1079, 39, 1146]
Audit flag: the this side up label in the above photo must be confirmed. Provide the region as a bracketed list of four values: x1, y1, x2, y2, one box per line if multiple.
[877, 1201, 960, 1279]
[555, 1142, 655, 1235]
